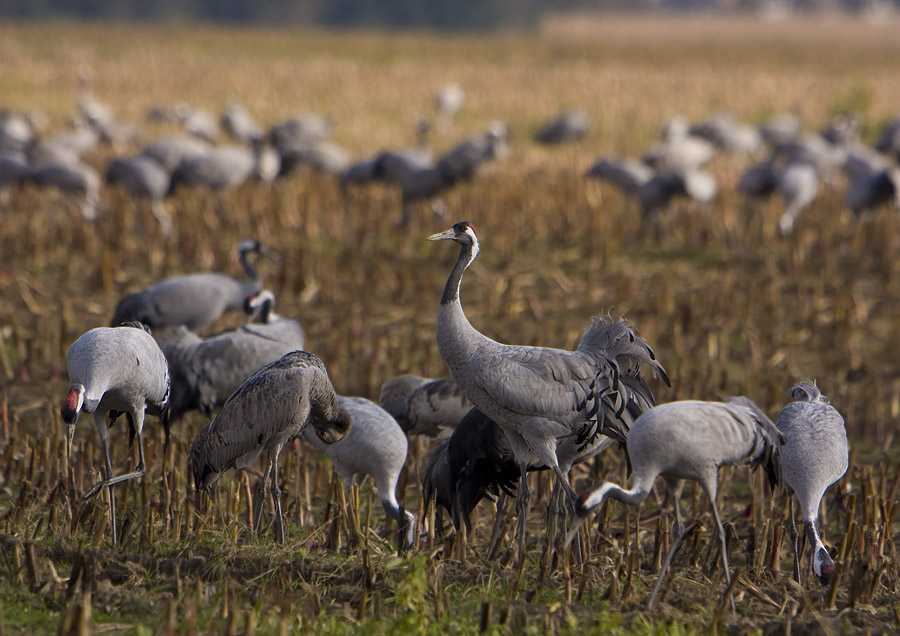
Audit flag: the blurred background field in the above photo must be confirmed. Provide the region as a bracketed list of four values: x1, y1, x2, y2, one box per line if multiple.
[0, 13, 899, 635]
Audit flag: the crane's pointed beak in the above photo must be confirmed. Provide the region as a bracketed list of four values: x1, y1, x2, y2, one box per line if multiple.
[66, 423, 75, 462]
[427, 229, 456, 242]
[258, 246, 279, 262]
[564, 514, 588, 549]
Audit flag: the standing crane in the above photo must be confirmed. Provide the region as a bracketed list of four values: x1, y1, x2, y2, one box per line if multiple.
[190, 351, 351, 543]
[776, 381, 848, 587]
[565, 397, 783, 610]
[61, 323, 170, 545]
[110, 238, 274, 332]
[428, 221, 668, 560]
[105, 153, 173, 236]
[533, 109, 589, 145]
[299, 396, 416, 548]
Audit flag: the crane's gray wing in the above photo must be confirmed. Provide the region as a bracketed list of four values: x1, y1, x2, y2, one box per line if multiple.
[198, 351, 324, 471]
[467, 345, 613, 432]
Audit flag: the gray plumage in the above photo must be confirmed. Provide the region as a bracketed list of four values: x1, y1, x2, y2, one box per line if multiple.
[110, 238, 271, 332]
[689, 112, 762, 156]
[158, 290, 305, 429]
[737, 158, 819, 236]
[434, 121, 508, 184]
[819, 112, 862, 147]
[644, 116, 718, 172]
[278, 141, 348, 177]
[339, 157, 380, 190]
[534, 109, 589, 145]
[775, 161, 819, 236]
[269, 113, 333, 154]
[429, 221, 668, 557]
[299, 396, 415, 547]
[61, 324, 170, 545]
[567, 397, 783, 610]
[140, 135, 212, 174]
[585, 158, 654, 198]
[776, 381, 848, 587]
[773, 134, 846, 179]
[434, 83, 465, 134]
[843, 166, 900, 217]
[875, 115, 900, 161]
[0, 110, 35, 153]
[175, 103, 220, 144]
[190, 350, 351, 543]
[168, 142, 278, 193]
[106, 153, 172, 236]
[221, 101, 263, 144]
[0, 147, 29, 199]
[758, 111, 803, 146]
[400, 123, 508, 224]
[373, 119, 433, 185]
[378, 374, 472, 437]
[25, 156, 101, 221]
[637, 168, 718, 219]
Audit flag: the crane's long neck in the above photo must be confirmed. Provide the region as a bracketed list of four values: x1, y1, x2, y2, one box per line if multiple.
[240, 249, 260, 282]
[565, 480, 651, 547]
[436, 238, 487, 373]
[441, 240, 477, 306]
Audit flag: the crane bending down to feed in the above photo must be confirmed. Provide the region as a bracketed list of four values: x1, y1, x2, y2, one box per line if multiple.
[776, 381, 848, 587]
[61, 323, 170, 545]
[110, 238, 275, 332]
[565, 397, 784, 611]
[428, 221, 669, 560]
[189, 351, 352, 543]
[299, 396, 416, 548]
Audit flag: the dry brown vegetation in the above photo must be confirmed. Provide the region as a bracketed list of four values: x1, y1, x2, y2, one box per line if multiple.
[0, 15, 899, 634]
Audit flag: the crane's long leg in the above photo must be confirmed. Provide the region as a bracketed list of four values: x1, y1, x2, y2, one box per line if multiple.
[647, 479, 686, 612]
[270, 450, 284, 544]
[102, 409, 147, 487]
[515, 462, 531, 565]
[487, 493, 509, 560]
[253, 454, 274, 535]
[789, 497, 801, 584]
[85, 413, 118, 545]
[702, 477, 736, 612]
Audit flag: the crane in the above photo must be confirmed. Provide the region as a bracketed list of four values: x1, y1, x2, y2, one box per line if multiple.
[61, 323, 170, 545]
[565, 397, 783, 610]
[110, 238, 274, 332]
[299, 396, 416, 548]
[190, 351, 351, 543]
[776, 381, 848, 587]
[428, 221, 668, 560]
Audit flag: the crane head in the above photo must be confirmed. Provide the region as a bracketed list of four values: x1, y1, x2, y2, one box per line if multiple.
[564, 485, 606, 549]
[813, 546, 836, 587]
[312, 408, 352, 445]
[61, 384, 85, 458]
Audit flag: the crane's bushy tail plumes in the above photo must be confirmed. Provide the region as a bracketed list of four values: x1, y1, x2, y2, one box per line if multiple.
[725, 396, 785, 490]
[789, 380, 828, 404]
[576, 315, 670, 449]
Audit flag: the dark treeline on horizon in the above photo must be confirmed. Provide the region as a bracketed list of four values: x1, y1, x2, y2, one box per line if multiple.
[0, 0, 893, 30]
